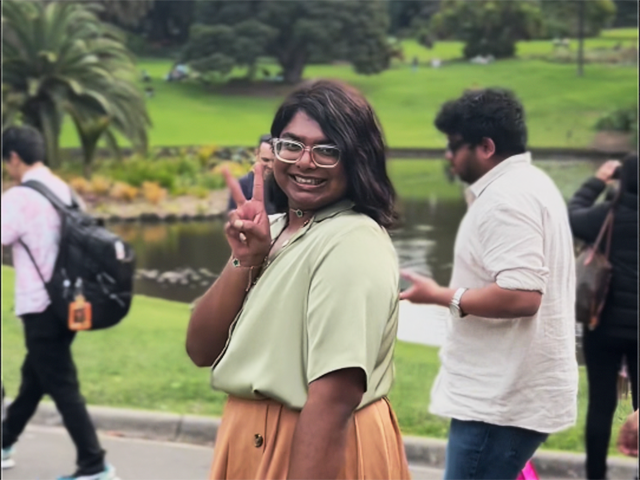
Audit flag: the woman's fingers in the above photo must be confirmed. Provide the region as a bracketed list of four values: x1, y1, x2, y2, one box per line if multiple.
[231, 219, 266, 240]
[223, 167, 247, 208]
[252, 163, 265, 204]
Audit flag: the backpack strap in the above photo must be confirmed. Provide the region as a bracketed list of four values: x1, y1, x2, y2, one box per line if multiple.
[18, 239, 48, 285]
[19, 180, 72, 293]
[20, 180, 72, 212]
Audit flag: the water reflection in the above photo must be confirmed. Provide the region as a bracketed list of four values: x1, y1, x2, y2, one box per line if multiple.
[0, 196, 583, 360]
[100, 197, 467, 303]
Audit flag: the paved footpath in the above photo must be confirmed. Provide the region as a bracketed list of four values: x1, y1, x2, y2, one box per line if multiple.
[3, 425, 443, 480]
[3, 426, 450, 480]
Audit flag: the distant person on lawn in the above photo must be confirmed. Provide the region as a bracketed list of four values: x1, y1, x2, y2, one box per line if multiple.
[1, 126, 116, 480]
[401, 88, 579, 480]
[227, 134, 277, 215]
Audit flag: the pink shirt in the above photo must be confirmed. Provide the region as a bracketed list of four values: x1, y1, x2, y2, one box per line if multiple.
[1, 166, 72, 316]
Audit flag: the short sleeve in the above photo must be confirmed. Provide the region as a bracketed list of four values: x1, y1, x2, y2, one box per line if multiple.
[306, 224, 398, 389]
[478, 202, 549, 294]
[1, 188, 25, 246]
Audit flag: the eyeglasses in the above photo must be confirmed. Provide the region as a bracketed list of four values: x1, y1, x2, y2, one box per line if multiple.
[272, 138, 341, 168]
[446, 139, 469, 155]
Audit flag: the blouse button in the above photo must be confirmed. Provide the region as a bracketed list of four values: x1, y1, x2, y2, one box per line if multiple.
[254, 433, 264, 448]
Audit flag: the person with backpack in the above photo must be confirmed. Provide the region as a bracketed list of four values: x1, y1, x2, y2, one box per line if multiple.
[1, 126, 117, 480]
[568, 154, 638, 480]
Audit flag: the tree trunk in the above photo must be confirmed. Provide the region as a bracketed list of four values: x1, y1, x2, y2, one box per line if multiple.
[246, 62, 257, 81]
[281, 50, 307, 84]
[80, 135, 99, 179]
[577, 0, 585, 77]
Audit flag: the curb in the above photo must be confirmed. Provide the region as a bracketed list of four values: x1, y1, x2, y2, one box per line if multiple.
[14, 400, 637, 478]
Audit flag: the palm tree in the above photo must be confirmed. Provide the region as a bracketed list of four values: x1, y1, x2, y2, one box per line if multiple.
[2, 1, 151, 174]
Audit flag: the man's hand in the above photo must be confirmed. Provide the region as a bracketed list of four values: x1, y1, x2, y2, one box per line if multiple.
[595, 160, 622, 183]
[399, 270, 449, 305]
[617, 409, 638, 457]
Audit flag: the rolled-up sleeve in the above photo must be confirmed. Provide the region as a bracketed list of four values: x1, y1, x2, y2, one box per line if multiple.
[478, 202, 549, 294]
[306, 225, 397, 390]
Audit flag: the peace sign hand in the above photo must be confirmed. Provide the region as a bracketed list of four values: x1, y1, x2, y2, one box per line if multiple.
[223, 163, 273, 267]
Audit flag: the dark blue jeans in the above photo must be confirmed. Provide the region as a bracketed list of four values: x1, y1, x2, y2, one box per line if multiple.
[444, 418, 548, 480]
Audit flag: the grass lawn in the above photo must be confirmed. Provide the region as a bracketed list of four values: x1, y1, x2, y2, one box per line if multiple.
[1, 266, 633, 454]
[59, 33, 637, 150]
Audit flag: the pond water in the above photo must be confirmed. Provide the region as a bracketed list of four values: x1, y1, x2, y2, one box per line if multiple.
[103, 196, 467, 347]
[1, 192, 584, 359]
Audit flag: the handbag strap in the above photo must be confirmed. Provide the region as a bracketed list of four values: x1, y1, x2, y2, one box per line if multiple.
[591, 184, 622, 260]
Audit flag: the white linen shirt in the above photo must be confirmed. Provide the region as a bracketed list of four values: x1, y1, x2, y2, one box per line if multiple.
[429, 152, 579, 434]
[1, 167, 72, 316]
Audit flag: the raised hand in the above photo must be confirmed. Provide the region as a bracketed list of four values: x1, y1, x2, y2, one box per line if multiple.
[223, 163, 272, 267]
[595, 159, 622, 183]
[617, 409, 639, 457]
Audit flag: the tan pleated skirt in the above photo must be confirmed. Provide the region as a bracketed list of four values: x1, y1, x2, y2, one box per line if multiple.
[209, 396, 411, 480]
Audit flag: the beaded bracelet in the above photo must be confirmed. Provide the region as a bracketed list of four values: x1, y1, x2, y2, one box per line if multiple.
[232, 256, 268, 292]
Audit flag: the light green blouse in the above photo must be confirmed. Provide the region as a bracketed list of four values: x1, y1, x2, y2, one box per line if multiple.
[210, 200, 400, 411]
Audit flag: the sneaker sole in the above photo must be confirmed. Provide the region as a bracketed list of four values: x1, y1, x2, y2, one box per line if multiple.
[2, 459, 16, 469]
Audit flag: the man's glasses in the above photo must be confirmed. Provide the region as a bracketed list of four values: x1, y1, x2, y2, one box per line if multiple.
[272, 138, 341, 168]
[446, 139, 469, 155]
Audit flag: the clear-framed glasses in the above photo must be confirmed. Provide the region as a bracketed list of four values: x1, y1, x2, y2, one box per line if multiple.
[272, 138, 341, 168]
[446, 138, 469, 155]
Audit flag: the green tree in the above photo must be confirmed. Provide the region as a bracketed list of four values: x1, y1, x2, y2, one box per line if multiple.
[389, 1, 441, 36]
[98, 0, 155, 28]
[144, 0, 196, 43]
[612, 0, 638, 28]
[184, 0, 392, 84]
[2, 1, 151, 175]
[540, 0, 616, 38]
[431, 0, 543, 59]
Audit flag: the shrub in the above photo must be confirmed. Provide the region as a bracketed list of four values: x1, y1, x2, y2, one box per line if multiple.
[200, 172, 226, 191]
[141, 181, 167, 205]
[595, 107, 638, 132]
[109, 182, 139, 202]
[188, 185, 210, 199]
[105, 158, 176, 190]
[69, 177, 92, 195]
[211, 161, 251, 178]
[90, 176, 112, 196]
[197, 145, 219, 166]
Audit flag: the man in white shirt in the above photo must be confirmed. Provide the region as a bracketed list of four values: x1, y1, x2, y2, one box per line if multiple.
[401, 88, 578, 479]
[1, 126, 115, 480]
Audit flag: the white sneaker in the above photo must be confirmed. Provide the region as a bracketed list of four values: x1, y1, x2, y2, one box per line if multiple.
[57, 463, 118, 480]
[1, 446, 15, 469]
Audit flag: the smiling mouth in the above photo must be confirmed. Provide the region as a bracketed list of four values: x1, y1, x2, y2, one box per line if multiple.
[291, 175, 326, 186]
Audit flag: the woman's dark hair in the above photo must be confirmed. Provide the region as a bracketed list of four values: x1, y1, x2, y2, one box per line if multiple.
[434, 88, 528, 158]
[269, 79, 398, 229]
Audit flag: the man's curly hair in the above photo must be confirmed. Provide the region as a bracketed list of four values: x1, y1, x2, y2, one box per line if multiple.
[435, 88, 528, 157]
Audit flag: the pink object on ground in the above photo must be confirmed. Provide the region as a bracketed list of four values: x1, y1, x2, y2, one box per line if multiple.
[517, 461, 539, 480]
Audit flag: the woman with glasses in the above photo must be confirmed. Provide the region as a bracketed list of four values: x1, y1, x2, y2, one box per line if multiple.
[186, 79, 409, 480]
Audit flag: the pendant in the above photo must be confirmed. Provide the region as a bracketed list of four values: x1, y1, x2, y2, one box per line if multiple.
[293, 209, 304, 218]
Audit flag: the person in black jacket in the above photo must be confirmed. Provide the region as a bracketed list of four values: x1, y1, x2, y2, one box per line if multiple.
[227, 134, 278, 215]
[568, 153, 638, 480]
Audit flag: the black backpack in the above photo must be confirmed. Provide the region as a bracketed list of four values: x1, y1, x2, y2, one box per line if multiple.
[18, 180, 135, 330]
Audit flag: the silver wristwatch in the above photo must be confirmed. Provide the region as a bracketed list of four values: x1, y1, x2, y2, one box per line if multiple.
[449, 288, 468, 319]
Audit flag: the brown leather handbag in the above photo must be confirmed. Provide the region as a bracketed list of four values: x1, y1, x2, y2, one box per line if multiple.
[575, 208, 615, 330]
